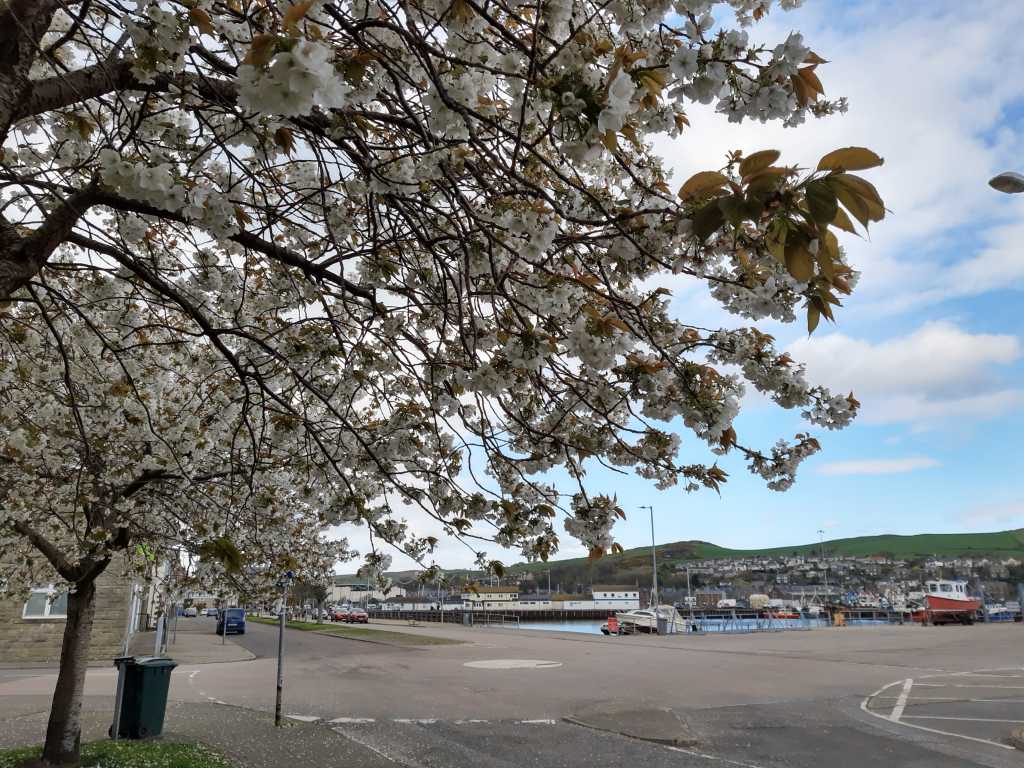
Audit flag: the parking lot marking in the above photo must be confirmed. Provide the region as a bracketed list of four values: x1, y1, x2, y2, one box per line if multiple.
[890, 678, 913, 721]
[518, 719, 557, 724]
[329, 717, 376, 724]
[286, 714, 321, 722]
[393, 718, 438, 724]
[902, 715, 1024, 724]
[860, 668, 1019, 752]
[665, 745, 765, 768]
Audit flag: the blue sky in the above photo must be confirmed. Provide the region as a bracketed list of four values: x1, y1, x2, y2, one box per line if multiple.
[340, 0, 1024, 570]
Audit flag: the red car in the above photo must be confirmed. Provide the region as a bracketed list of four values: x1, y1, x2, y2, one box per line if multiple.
[332, 608, 350, 622]
[346, 608, 368, 624]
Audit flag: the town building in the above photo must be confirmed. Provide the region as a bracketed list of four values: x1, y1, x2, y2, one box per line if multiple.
[0, 563, 147, 666]
[461, 585, 519, 610]
[591, 585, 641, 609]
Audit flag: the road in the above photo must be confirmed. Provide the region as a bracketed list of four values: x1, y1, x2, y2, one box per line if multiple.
[2, 617, 1022, 767]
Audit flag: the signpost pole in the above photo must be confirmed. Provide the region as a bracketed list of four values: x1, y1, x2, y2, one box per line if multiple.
[274, 571, 293, 727]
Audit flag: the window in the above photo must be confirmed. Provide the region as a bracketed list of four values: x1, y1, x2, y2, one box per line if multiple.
[22, 586, 68, 619]
[940, 584, 952, 593]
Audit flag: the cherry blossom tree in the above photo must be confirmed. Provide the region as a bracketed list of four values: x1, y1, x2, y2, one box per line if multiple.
[0, 0, 887, 764]
[0, 280, 348, 767]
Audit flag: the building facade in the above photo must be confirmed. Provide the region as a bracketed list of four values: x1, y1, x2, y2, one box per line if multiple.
[591, 585, 641, 609]
[461, 585, 519, 610]
[0, 569, 134, 666]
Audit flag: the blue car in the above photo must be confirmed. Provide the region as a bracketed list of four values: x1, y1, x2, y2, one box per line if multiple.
[216, 608, 246, 635]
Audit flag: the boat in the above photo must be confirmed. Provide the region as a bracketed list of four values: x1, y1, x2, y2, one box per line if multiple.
[603, 605, 687, 634]
[911, 580, 981, 625]
[766, 609, 800, 620]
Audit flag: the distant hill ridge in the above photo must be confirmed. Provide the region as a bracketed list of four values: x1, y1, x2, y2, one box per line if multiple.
[342, 529, 1024, 583]
[510, 527, 1024, 573]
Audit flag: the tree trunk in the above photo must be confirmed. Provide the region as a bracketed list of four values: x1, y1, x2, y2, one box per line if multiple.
[40, 579, 98, 768]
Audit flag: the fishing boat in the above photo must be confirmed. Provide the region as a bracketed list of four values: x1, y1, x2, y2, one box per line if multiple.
[911, 580, 981, 624]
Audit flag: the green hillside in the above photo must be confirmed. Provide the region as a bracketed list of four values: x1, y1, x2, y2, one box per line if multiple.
[503, 529, 1024, 591]
[348, 529, 1024, 590]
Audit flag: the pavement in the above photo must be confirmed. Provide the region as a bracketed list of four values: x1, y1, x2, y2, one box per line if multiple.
[2, 617, 1023, 767]
[128, 618, 255, 664]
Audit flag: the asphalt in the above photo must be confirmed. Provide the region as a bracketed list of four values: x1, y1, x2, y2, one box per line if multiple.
[2, 618, 1023, 767]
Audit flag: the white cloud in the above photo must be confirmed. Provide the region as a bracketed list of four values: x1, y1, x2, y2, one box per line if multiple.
[788, 320, 1023, 426]
[959, 501, 1024, 530]
[817, 456, 940, 476]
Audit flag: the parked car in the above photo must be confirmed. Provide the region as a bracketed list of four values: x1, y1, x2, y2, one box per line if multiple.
[332, 607, 350, 622]
[216, 607, 246, 635]
[203, 607, 219, 617]
[183, 606, 198, 617]
[347, 608, 368, 624]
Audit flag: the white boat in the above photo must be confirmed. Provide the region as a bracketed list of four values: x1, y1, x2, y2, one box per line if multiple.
[605, 605, 687, 634]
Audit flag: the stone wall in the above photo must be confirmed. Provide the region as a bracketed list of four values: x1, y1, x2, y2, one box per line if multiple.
[0, 569, 133, 666]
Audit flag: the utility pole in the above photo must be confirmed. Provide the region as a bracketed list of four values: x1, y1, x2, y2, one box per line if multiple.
[818, 529, 828, 596]
[686, 566, 693, 619]
[640, 505, 658, 607]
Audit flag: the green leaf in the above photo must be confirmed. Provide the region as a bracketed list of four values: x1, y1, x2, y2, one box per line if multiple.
[830, 173, 885, 222]
[805, 179, 838, 225]
[817, 147, 884, 172]
[784, 240, 815, 282]
[692, 200, 725, 240]
[807, 302, 821, 334]
[831, 206, 858, 234]
[765, 218, 788, 263]
[717, 194, 747, 227]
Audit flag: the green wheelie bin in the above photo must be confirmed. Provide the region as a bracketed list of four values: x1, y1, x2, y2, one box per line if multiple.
[110, 656, 177, 739]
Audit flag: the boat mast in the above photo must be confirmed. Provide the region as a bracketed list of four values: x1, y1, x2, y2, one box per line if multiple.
[640, 505, 658, 608]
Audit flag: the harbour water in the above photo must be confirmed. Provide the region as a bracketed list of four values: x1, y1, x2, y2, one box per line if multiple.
[513, 616, 856, 634]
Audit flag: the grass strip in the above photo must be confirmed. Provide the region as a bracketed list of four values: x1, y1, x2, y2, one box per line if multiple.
[0, 741, 233, 768]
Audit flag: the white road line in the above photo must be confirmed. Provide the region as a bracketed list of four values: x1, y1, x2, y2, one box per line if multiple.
[328, 717, 376, 724]
[951, 684, 1024, 689]
[890, 678, 913, 721]
[902, 715, 1024, 724]
[453, 719, 489, 724]
[518, 719, 557, 724]
[286, 714, 321, 722]
[860, 670, 1018, 752]
[393, 718, 437, 724]
[665, 745, 765, 768]
[874, 696, 1024, 703]
[189, 671, 198, 680]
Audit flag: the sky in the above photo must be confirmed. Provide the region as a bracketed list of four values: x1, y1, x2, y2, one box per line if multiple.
[334, 0, 1024, 572]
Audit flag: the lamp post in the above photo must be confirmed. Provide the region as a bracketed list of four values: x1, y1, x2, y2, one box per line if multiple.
[989, 171, 1024, 194]
[639, 505, 658, 607]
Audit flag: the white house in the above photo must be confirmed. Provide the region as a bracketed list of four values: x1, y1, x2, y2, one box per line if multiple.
[461, 585, 519, 610]
[591, 585, 641, 609]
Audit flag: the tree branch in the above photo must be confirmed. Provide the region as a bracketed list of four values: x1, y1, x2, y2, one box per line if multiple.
[9, 520, 79, 582]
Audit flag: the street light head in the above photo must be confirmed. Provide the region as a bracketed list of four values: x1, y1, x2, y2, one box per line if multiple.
[988, 171, 1024, 194]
